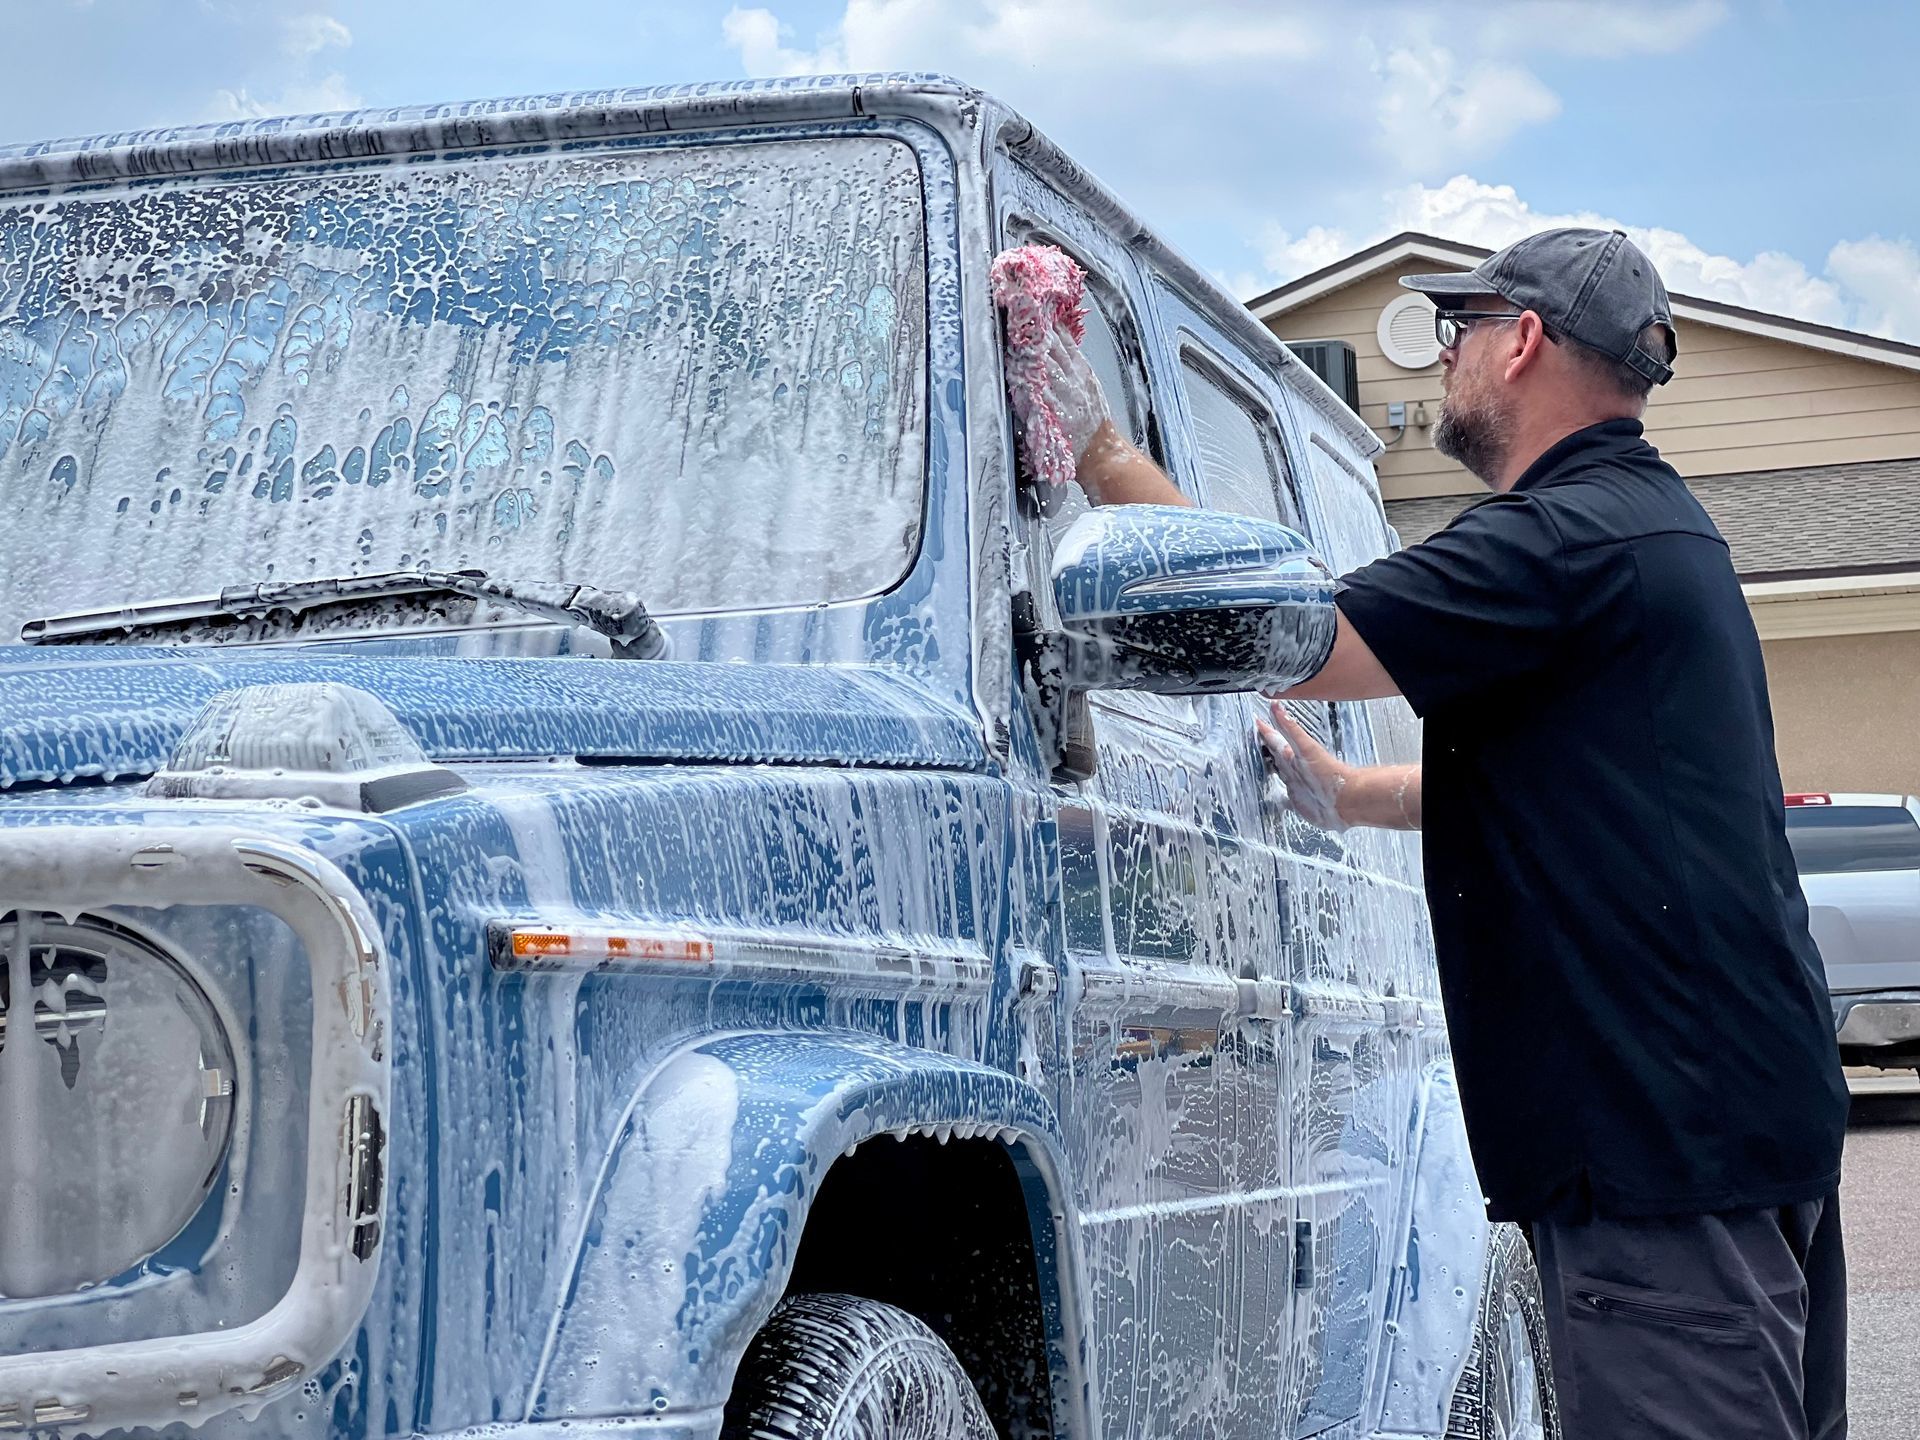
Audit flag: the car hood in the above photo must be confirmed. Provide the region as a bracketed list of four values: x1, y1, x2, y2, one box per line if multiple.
[0, 646, 985, 788]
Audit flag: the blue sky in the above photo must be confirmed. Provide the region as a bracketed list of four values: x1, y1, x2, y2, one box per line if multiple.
[7, 0, 1918, 338]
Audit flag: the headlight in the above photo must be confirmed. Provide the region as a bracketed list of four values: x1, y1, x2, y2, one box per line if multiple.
[0, 912, 236, 1299]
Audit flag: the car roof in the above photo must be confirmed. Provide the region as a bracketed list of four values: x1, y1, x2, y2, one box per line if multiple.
[0, 71, 1381, 463]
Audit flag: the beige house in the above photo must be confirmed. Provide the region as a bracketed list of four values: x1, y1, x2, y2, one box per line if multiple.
[1250, 232, 1920, 796]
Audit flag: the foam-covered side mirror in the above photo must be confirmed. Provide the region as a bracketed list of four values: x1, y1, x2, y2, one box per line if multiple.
[1050, 504, 1337, 695]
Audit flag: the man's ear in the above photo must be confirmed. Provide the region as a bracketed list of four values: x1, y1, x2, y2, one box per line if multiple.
[1502, 311, 1552, 384]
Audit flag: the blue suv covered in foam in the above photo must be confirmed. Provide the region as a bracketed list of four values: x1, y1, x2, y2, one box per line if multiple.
[0, 76, 1549, 1440]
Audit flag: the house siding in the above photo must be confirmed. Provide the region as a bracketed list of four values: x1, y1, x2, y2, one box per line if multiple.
[1764, 630, 1920, 795]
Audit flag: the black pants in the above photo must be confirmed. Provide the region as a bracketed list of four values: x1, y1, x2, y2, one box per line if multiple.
[1530, 1194, 1847, 1440]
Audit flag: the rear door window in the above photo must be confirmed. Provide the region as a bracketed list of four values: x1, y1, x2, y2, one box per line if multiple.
[1786, 806, 1920, 874]
[1177, 348, 1300, 527]
[1169, 341, 1349, 764]
[1303, 435, 1393, 574]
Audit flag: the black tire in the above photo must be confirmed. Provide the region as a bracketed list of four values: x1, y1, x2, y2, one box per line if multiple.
[722, 1292, 997, 1440]
[1447, 1224, 1560, 1440]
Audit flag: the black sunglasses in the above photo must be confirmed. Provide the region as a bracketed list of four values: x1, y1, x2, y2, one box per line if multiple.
[1433, 309, 1527, 349]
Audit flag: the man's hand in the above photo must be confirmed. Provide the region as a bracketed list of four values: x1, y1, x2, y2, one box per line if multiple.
[1258, 702, 1356, 830]
[1258, 701, 1422, 831]
[1043, 331, 1110, 468]
[1040, 332, 1191, 509]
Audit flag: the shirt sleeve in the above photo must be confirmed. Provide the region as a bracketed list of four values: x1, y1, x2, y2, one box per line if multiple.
[1334, 492, 1569, 717]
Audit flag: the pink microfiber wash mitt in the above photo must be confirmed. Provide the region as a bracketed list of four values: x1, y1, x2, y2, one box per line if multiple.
[991, 244, 1110, 489]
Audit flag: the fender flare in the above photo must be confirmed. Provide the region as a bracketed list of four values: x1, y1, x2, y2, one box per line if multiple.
[528, 1031, 1084, 1428]
[1369, 1059, 1492, 1438]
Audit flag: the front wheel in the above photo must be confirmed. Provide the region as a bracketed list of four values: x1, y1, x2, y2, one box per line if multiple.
[721, 1292, 996, 1440]
[1447, 1224, 1560, 1440]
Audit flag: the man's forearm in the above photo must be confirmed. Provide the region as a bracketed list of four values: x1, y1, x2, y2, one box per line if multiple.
[1338, 763, 1423, 830]
[1076, 421, 1191, 508]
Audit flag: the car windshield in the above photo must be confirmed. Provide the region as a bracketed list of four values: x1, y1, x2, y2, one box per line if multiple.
[0, 133, 928, 639]
[1785, 804, 1920, 874]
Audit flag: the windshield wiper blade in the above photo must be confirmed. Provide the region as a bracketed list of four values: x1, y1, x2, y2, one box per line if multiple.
[20, 568, 670, 659]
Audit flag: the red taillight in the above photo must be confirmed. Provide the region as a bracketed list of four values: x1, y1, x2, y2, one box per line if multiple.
[1784, 792, 1833, 806]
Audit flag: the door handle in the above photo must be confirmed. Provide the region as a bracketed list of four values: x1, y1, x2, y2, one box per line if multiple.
[1236, 978, 1291, 1021]
[1017, 955, 1058, 1000]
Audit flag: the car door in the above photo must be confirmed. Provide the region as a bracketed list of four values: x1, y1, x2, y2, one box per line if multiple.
[1270, 389, 1439, 1437]
[994, 162, 1274, 1435]
[1139, 275, 1409, 1439]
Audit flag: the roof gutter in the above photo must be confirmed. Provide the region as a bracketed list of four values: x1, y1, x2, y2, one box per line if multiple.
[1744, 570, 1920, 641]
[0, 74, 956, 193]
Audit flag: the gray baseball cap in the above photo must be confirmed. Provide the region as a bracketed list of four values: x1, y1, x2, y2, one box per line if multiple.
[1401, 228, 1676, 386]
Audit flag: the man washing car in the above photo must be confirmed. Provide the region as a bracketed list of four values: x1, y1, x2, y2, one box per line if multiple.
[1056, 229, 1849, 1439]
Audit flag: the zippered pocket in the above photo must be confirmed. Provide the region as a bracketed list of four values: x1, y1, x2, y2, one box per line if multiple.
[1575, 1287, 1751, 1333]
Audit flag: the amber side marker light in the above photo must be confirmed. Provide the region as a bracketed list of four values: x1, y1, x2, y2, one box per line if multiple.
[500, 926, 716, 967]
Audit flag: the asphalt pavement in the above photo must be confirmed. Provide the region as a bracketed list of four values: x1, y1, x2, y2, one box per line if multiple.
[1841, 1073, 1920, 1440]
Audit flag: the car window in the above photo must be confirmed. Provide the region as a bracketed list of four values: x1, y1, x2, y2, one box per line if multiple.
[1002, 224, 1199, 743]
[1178, 348, 1300, 527]
[1303, 437, 1421, 768]
[1171, 348, 1346, 763]
[1036, 268, 1159, 548]
[1305, 436, 1393, 575]
[1785, 806, 1920, 874]
[1080, 298, 1147, 450]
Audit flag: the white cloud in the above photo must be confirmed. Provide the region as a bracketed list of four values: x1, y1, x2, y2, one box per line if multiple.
[964, 0, 1322, 68]
[725, 0, 1320, 77]
[715, 0, 1918, 344]
[1473, 0, 1729, 58]
[720, 0, 1564, 208]
[1373, 46, 1560, 170]
[203, 6, 357, 122]
[206, 71, 362, 122]
[720, 7, 832, 75]
[1825, 236, 1920, 342]
[281, 13, 352, 60]
[1256, 175, 1920, 342]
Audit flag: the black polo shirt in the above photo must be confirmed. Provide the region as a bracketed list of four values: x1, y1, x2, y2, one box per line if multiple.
[1337, 418, 1847, 1222]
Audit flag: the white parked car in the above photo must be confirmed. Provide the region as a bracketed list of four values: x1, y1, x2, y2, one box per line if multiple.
[1785, 791, 1920, 1073]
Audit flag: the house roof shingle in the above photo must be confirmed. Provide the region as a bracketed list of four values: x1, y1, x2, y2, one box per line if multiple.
[1381, 457, 1920, 581]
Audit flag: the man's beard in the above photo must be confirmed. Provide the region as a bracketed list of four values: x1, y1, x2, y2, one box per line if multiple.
[1432, 388, 1512, 487]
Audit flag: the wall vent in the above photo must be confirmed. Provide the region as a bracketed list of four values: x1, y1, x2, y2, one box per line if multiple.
[1377, 293, 1440, 370]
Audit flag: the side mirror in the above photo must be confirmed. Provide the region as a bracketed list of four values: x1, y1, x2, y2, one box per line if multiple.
[1050, 504, 1337, 695]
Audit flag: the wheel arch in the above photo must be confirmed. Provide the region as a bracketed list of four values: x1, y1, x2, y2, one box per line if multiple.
[528, 1032, 1089, 1433]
